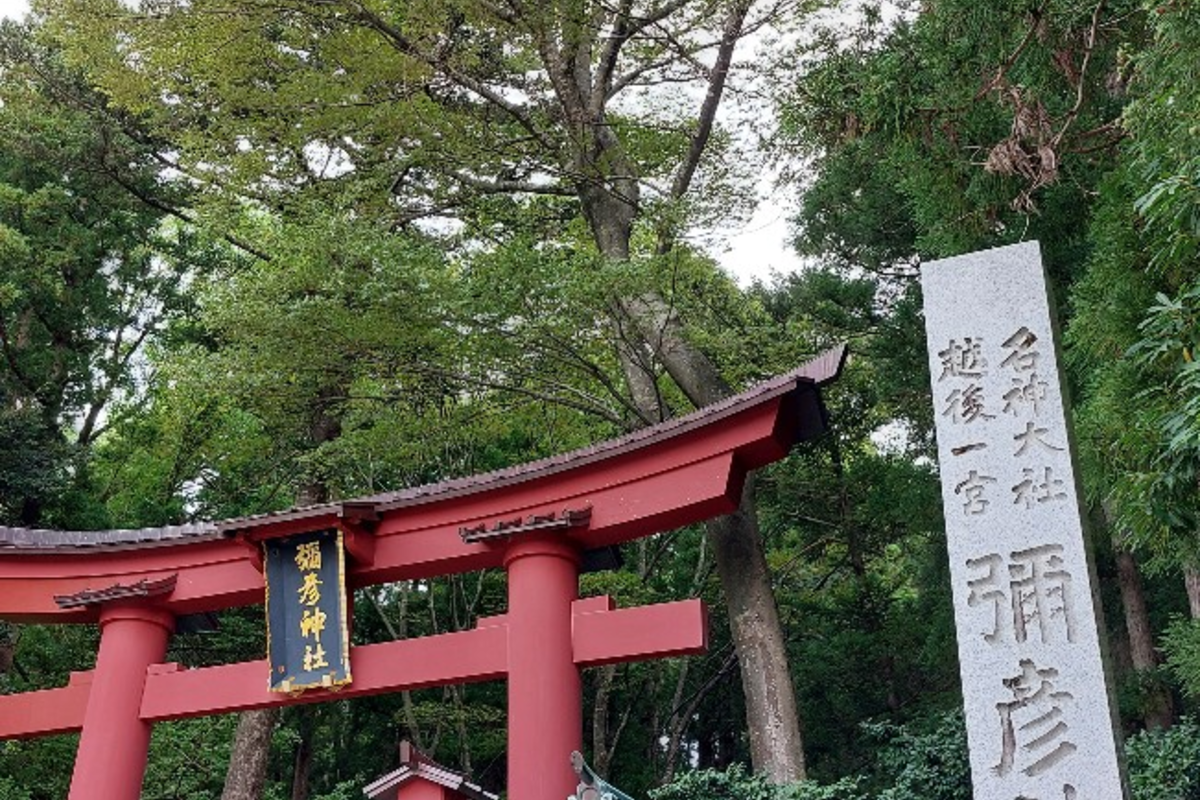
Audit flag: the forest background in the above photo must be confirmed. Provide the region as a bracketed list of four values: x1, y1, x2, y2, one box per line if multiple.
[2, 1, 1200, 799]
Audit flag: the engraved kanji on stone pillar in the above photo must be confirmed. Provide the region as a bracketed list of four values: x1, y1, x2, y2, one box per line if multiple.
[922, 241, 1128, 800]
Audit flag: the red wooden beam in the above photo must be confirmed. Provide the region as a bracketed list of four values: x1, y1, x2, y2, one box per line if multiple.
[139, 626, 510, 722]
[139, 598, 708, 722]
[0, 542, 263, 623]
[572, 598, 708, 668]
[0, 597, 709, 739]
[0, 448, 739, 622]
[0, 670, 92, 739]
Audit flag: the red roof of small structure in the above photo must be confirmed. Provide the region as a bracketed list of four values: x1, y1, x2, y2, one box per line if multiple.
[362, 741, 498, 800]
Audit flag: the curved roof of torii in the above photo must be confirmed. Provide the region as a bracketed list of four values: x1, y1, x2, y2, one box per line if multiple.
[0, 346, 845, 623]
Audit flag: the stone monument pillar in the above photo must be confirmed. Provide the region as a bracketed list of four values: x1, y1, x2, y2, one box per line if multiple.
[921, 241, 1128, 800]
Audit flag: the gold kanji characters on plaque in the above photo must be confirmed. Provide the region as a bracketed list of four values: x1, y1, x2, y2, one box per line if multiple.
[295, 541, 322, 571]
[303, 643, 329, 671]
[297, 572, 322, 606]
[295, 539, 327, 674]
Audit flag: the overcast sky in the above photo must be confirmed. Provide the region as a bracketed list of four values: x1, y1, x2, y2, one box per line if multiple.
[0, 0, 803, 286]
[0, 0, 23, 20]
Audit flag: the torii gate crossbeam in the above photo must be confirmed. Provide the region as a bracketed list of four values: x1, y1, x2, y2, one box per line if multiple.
[0, 347, 845, 800]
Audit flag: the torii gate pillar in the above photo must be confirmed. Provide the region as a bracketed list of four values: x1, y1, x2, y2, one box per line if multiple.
[505, 536, 582, 800]
[68, 602, 173, 800]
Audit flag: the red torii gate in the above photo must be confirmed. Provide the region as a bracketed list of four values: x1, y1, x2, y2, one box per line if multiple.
[0, 348, 844, 800]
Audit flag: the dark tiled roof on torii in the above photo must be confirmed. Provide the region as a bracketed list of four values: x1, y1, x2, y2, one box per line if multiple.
[0, 523, 220, 552]
[0, 345, 846, 555]
[53, 574, 179, 609]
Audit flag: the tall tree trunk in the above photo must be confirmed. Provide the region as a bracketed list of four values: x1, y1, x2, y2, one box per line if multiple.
[592, 664, 618, 776]
[448, 684, 474, 776]
[620, 324, 809, 784]
[659, 659, 690, 783]
[1185, 565, 1200, 619]
[0, 638, 13, 676]
[1115, 544, 1173, 729]
[223, 402, 340, 799]
[620, 287, 807, 781]
[584, 222, 807, 783]
[221, 708, 280, 800]
[707, 478, 806, 783]
[290, 713, 315, 800]
[527, 0, 806, 780]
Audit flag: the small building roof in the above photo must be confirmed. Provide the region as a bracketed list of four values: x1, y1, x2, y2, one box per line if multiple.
[362, 741, 498, 800]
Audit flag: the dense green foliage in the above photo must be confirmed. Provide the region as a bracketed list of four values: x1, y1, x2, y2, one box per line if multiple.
[0, 20, 205, 528]
[1, 0, 1200, 797]
[1126, 716, 1200, 800]
[650, 712, 1200, 800]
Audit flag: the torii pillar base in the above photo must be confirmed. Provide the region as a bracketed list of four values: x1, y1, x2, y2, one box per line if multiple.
[505, 536, 582, 800]
[68, 603, 173, 800]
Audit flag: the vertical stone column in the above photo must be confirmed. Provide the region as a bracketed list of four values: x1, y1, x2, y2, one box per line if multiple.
[504, 536, 581, 800]
[922, 242, 1128, 800]
[69, 602, 173, 800]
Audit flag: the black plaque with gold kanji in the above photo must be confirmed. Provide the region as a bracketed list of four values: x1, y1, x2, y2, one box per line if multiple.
[264, 529, 352, 692]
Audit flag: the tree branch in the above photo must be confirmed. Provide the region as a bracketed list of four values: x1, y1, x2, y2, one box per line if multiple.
[607, 53, 698, 99]
[518, 318, 655, 426]
[591, 0, 635, 116]
[78, 299, 159, 447]
[626, 0, 695, 38]
[403, 362, 630, 428]
[1049, 0, 1105, 150]
[451, 170, 575, 196]
[340, 0, 557, 152]
[662, 646, 739, 782]
[974, 2, 1049, 101]
[0, 313, 35, 398]
[100, 165, 272, 262]
[667, 0, 753, 204]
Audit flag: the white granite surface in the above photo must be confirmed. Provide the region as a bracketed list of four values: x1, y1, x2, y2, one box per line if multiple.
[922, 241, 1128, 800]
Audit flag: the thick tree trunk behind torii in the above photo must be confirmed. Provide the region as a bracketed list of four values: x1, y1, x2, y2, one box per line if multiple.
[619, 298, 807, 783]
[1114, 544, 1174, 730]
[585, 205, 807, 781]
[555, 0, 811, 767]
[620, 290, 807, 782]
[221, 707, 280, 800]
[707, 479, 807, 782]
[222, 410, 340, 799]
[616, 299, 807, 783]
